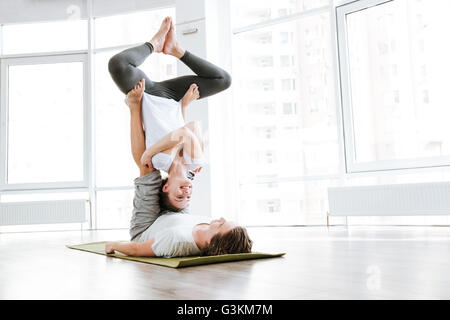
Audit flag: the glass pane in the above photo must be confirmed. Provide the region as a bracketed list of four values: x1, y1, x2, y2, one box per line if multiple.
[7, 61, 84, 184]
[346, 0, 450, 163]
[94, 7, 175, 48]
[231, 0, 330, 29]
[2, 20, 87, 54]
[96, 190, 134, 229]
[239, 179, 337, 226]
[232, 13, 339, 183]
[94, 50, 177, 187]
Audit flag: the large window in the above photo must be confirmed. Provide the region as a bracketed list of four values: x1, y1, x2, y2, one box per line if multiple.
[232, 0, 330, 29]
[1, 19, 88, 55]
[337, 0, 450, 172]
[230, 0, 450, 226]
[0, 5, 176, 230]
[3, 0, 450, 230]
[231, 0, 338, 225]
[1, 51, 87, 191]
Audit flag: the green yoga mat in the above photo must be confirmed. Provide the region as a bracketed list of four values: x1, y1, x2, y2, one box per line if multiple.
[67, 241, 285, 268]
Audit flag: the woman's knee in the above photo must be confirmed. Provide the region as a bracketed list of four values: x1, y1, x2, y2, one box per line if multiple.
[108, 54, 126, 77]
[108, 55, 131, 94]
[184, 121, 202, 133]
[221, 70, 232, 90]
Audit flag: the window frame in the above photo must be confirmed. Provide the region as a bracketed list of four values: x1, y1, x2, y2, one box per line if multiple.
[336, 0, 450, 173]
[0, 3, 176, 230]
[0, 52, 89, 191]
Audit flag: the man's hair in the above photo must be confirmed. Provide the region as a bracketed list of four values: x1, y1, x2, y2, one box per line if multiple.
[160, 177, 184, 212]
[200, 226, 253, 256]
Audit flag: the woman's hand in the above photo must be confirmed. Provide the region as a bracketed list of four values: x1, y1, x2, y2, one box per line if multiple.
[140, 147, 155, 169]
[125, 78, 145, 112]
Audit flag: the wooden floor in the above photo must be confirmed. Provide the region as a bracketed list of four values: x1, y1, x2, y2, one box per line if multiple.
[1, 225, 450, 299]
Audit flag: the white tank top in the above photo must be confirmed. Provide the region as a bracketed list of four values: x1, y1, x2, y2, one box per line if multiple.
[141, 93, 204, 172]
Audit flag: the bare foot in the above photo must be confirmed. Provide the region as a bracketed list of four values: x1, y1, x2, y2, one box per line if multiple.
[150, 17, 171, 53]
[163, 20, 186, 58]
[125, 78, 145, 111]
[181, 83, 200, 108]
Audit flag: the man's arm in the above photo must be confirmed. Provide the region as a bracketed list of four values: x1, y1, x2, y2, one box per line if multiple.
[130, 109, 153, 176]
[126, 79, 153, 176]
[105, 239, 156, 257]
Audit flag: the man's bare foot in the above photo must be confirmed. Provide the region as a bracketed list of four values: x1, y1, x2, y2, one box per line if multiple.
[125, 78, 145, 110]
[150, 17, 171, 53]
[163, 20, 186, 58]
[181, 83, 200, 108]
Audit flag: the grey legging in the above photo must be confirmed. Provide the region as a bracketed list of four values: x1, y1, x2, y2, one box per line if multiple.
[108, 42, 231, 100]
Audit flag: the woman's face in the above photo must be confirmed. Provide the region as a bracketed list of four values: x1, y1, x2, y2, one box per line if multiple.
[163, 174, 193, 210]
[207, 217, 236, 239]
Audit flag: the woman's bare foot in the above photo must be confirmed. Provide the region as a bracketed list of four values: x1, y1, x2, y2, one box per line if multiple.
[163, 20, 186, 58]
[181, 83, 200, 108]
[125, 78, 145, 111]
[150, 17, 171, 53]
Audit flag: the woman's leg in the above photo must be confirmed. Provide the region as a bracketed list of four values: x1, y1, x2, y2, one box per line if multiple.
[159, 50, 232, 101]
[159, 22, 232, 101]
[109, 17, 232, 101]
[108, 17, 175, 97]
[108, 42, 155, 95]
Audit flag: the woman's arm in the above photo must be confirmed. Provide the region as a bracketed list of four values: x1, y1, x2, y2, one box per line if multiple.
[105, 239, 156, 257]
[140, 124, 203, 168]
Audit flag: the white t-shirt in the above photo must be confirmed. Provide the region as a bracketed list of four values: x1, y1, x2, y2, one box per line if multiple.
[138, 212, 211, 257]
[141, 92, 204, 172]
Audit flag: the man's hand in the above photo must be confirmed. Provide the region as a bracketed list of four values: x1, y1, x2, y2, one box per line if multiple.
[125, 78, 145, 112]
[105, 242, 116, 254]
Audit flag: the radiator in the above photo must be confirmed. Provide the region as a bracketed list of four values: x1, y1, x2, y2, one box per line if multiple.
[327, 182, 450, 217]
[0, 200, 88, 225]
